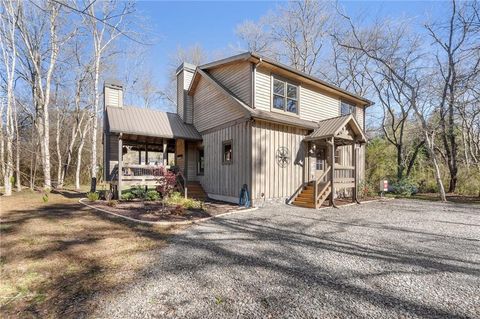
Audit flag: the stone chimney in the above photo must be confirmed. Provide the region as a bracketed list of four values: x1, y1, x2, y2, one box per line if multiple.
[176, 62, 196, 123]
[104, 80, 123, 109]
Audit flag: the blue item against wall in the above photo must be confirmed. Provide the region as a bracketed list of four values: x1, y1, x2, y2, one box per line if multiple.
[239, 184, 251, 208]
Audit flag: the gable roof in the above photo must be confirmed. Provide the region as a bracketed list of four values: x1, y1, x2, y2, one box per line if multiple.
[305, 114, 366, 142]
[106, 106, 201, 140]
[189, 69, 319, 129]
[198, 52, 373, 107]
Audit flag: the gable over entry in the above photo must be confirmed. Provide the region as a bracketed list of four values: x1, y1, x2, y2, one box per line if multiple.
[292, 115, 366, 209]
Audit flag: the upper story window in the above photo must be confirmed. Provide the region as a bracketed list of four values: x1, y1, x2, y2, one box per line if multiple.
[273, 78, 298, 114]
[340, 100, 356, 117]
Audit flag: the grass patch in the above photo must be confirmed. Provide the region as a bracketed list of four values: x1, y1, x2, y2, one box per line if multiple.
[0, 188, 172, 317]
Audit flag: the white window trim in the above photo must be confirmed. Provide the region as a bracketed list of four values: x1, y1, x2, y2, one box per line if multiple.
[270, 74, 300, 116]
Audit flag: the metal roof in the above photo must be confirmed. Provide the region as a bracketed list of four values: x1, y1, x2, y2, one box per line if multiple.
[305, 114, 366, 142]
[106, 106, 202, 140]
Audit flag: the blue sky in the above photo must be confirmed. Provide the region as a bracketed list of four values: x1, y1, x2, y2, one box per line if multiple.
[127, 1, 447, 109]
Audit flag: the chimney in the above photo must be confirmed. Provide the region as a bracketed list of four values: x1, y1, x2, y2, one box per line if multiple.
[104, 80, 123, 109]
[176, 62, 196, 123]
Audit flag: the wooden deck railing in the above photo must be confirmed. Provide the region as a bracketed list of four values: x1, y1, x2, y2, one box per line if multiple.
[333, 166, 355, 189]
[313, 166, 331, 209]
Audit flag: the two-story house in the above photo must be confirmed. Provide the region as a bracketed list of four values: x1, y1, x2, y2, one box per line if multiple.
[103, 52, 372, 208]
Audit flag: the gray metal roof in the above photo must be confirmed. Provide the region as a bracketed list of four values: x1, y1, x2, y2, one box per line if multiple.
[306, 114, 366, 142]
[251, 109, 319, 129]
[106, 106, 202, 140]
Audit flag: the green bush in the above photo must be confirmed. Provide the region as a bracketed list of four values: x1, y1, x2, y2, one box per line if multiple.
[130, 186, 146, 199]
[358, 180, 377, 198]
[145, 190, 160, 201]
[86, 192, 100, 202]
[121, 192, 134, 201]
[164, 192, 202, 209]
[457, 169, 480, 196]
[391, 179, 418, 196]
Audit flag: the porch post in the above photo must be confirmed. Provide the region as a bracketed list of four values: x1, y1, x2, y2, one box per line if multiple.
[163, 139, 168, 166]
[352, 141, 357, 203]
[145, 142, 148, 165]
[329, 136, 335, 207]
[117, 133, 123, 200]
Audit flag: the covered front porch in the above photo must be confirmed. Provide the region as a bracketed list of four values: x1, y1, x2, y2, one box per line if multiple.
[103, 106, 202, 199]
[291, 115, 366, 208]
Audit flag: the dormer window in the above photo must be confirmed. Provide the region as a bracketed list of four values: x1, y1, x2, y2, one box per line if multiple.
[273, 78, 298, 114]
[341, 100, 356, 117]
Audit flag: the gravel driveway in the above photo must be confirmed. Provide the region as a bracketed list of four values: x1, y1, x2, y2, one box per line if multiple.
[93, 199, 480, 319]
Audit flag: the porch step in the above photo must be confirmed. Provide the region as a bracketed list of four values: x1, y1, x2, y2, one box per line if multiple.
[292, 182, 332, 209]
[185, 182, 208, 200]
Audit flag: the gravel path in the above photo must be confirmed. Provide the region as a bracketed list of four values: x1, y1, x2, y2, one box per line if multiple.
[92, 199, 480, 318]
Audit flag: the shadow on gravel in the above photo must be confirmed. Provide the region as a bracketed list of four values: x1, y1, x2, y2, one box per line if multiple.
[140, 205, 480, 319]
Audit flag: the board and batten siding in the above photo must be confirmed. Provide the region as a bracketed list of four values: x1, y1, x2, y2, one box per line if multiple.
[198, 121, 251, 201]
[209, 61, 252, 106]
[193, 76, 246, 132]
[251, 120, 308, 201]
[104, 133, 119, 181]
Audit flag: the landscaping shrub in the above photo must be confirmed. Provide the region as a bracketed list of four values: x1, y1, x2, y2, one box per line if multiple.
[121, 192, 134, 201]
[154, 166, 177, 197]
[358, 180, 377, 198]
[107, 200, 118, 207]
[165, 191, 202, 209]
[86, 192, 100, 202]
[130, 186, 146, 199]
[390, 179, 418, 196]
[146, 190, 160, 201]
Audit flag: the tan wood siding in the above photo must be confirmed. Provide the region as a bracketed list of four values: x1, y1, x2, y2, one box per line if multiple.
[300, 83, 341, 121]
[198, 121, 251, 198]
[105, 133, 119, 180]
[255, 67, 342, 122]
[254, 66, 271, 111]
[193, 76, 246, 132]
[186, 141, 199, 181]
[356, 106, 365, 129]
[184, 70, 194, 123]
[251, 120, 308, 201]
[105, 86, 123, 108]
[176, 70, 184, 120]
[209, 61, 252, 106]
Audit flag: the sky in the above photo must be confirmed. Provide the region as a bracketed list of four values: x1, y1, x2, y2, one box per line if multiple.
[125, 1, 447, 110]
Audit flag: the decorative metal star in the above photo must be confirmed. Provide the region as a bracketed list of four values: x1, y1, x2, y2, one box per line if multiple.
[276, 147, 290, 168]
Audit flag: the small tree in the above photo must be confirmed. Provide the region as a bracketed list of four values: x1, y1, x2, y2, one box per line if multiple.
[154, 166, 177, 198]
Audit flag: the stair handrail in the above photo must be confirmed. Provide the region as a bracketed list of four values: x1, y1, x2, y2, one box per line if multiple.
[314, 166, 331, 209]
[287, 181, 308, 204]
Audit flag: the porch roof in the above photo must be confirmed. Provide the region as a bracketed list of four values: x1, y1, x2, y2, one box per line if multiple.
[305, 114, 367, 143]
[106, 106, 202, 140]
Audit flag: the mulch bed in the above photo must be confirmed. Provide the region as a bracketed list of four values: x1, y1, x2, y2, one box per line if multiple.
[92, 200, 243, 222]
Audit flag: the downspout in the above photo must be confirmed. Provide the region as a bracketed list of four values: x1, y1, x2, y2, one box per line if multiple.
[250, 57, 262, 206]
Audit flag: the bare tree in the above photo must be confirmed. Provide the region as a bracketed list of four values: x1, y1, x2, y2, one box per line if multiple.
[236, 0, 331, 75]
[15, 1, 64, 190]
[84, 0, 134, 192]
[334, 12, 448, 201]
[0, 0, 19, 195]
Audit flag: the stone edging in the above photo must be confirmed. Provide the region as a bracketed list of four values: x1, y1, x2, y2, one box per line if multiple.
[79, 198, 258, 226]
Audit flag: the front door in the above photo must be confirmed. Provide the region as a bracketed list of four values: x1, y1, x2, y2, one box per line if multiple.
[315, 148, 326, 179]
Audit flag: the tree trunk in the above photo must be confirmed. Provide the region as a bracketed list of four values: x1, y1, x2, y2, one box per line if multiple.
[14, 103, 20, 191]
[90, 55, 101, 192]
[55, 108, 63, 188]
[76, 121, 89, 190]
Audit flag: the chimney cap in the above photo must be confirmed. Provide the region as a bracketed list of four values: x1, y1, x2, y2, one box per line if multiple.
[104, 79, 123, 89]
[176, 62, 196, 75]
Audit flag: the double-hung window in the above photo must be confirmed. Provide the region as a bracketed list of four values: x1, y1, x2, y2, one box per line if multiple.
[273, 78, 298, 114]
[340, 100, 356, 118]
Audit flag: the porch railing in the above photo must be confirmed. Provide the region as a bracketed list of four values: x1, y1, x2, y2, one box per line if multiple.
[333, 166, 355, 189]
[313, 166, 331, 209]
[111, 164, 162, 184]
